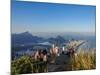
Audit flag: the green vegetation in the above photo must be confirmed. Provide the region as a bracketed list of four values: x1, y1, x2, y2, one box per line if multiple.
[11, 50, 96, 75]
[11, 55, 47, 75]
[71, 50, 96, 70]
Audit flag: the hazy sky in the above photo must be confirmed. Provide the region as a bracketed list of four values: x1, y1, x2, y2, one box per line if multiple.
[11, 1, 96, 33]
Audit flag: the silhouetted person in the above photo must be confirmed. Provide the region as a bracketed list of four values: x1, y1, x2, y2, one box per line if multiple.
[42, 49, 47, 61]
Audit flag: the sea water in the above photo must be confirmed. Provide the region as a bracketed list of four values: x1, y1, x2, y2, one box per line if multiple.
[77, 35, 96, 52]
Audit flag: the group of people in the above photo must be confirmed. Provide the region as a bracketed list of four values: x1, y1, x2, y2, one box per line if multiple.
[32, 45, 75, 64]
[32, 49, 48, 62]
[31, 46, 59, 64]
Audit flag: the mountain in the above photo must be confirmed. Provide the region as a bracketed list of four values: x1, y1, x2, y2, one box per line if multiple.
[47, 36, 66, 46]
[11, 32, 67, 46]
[11, 32, 44, 46]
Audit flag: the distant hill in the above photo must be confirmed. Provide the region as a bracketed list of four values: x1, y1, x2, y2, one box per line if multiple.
[47, 36, 66, 46]
[11, 32, 67, 46]
[11, 32, 44, 46]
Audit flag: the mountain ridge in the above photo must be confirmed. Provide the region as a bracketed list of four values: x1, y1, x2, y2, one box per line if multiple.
[11, 32, 66, 46]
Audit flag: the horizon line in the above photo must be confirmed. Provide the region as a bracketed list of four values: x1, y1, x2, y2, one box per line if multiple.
[11, 31, 95, 34]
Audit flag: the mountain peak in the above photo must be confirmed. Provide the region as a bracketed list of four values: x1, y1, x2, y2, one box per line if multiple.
[20, 31, 31, 35]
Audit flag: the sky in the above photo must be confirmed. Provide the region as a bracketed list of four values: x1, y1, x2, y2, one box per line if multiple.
[11, 1, 96, 34]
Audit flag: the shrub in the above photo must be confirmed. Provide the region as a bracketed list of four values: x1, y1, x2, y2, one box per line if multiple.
[11, 55, 47, 75]
[71, 50, 96, 70]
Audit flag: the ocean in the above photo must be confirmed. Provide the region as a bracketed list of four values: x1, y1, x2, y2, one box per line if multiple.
[76, 35, 96, 52]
